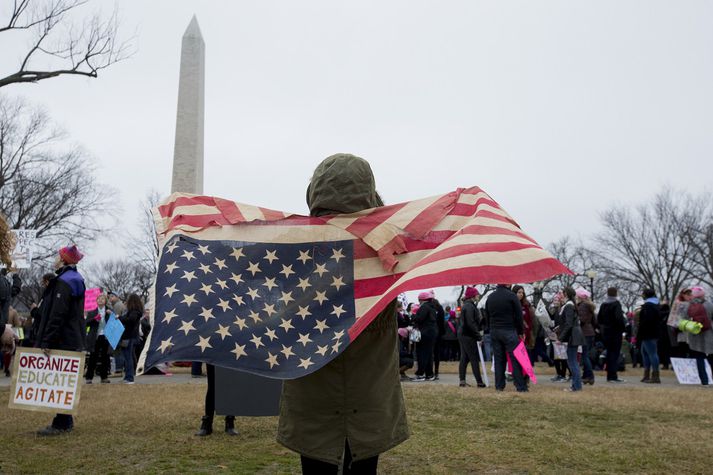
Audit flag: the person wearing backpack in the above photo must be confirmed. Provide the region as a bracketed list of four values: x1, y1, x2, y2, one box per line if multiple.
[458, 287, 486, 388]
[684, 286, 713, 385]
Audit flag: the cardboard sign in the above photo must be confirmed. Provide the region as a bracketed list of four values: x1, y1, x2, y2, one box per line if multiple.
[670, 357, 713, 385]
[10, 229, 37, 269]
[84, 288, 102, 312]
[9, 348, 85, 414]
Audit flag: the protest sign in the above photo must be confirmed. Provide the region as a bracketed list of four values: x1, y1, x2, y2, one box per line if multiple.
[84, 288, 102, 312]
[477, 341, 489, 387]
[670, 357, 713, 385]
[9, 348, 85, 414]
[9, 229, 37, 269]
[104, 314, 125, 350]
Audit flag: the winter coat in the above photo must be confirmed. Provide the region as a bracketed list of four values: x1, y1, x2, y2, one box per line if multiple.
[682, 299, 713, 355]
[277, 154, 408, 464]
[413, 300, 439, 335]
[458, 299, 482, 340]
[119, 309, 141, 341]
[35, 266, 86, 351]
[597, 297, 625, 339]
[636, 300, 661, 341]
[557, 302, 585, 347]
[434, 301, 446, 338]
[577, 301, 597, 337]
[0, 274, 22, 328]
[85, 307, 113, 349]
[484, 286, 524, 335]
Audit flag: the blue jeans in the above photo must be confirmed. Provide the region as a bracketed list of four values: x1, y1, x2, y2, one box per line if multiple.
[491, 328, 527, 392]
[566, 345, 582, 391]
[582, 336, 594, 380]
[482, 333, 492, 362]
[640, 339, 659, 370]
[121, 339, 136, 382]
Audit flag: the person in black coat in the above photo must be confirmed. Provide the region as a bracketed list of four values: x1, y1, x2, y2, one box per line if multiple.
[118, 293, 142, 384]
[597, 287, 626, 383]
[484, 284, 527, 392]
[35, 245, 86, 436]
[458, 287, 485, 387]
[84, 293, 113, 384]
[412, 291, 438, 381]
[637, 289, 662, 383]
[432, 298, 446, 379]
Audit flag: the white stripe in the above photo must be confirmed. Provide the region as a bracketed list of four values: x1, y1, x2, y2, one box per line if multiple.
[161, 224, 356, 245]
[361, 195, 442, 248]
[237, 204, 266, 222]
[456, 191, 490, 205]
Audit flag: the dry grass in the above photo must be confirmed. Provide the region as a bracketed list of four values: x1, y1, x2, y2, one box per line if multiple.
[1, 368, 712, 474]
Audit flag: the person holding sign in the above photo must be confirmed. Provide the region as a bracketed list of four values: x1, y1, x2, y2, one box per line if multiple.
[34, 245, 86, 436]
[84, 294, 113, 384]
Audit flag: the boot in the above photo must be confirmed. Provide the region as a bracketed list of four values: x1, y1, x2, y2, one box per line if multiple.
[195, 416, 213, 436]
[224, 416, 238, 436]
[640, 368, 650, 383]
[646, 370, 661, 384]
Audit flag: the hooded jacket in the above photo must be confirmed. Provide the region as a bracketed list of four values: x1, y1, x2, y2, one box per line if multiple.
[35, 265, 86, 351]
[277, 154, 409, 464]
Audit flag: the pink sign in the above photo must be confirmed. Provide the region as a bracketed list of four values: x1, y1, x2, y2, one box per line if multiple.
[513, 341, 537, 384]
[84, 288, 102, 312]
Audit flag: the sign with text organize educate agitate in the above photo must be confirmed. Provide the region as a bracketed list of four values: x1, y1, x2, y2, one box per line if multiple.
[9, 348, 85, 414]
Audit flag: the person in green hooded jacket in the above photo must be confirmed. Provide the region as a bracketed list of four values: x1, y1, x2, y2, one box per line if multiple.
[277, 153, 409, 474]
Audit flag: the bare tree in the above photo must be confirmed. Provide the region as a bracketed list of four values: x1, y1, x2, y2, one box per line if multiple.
[685, 193, 713, 289]
[0, 94, 115, 258]
[0, 0, 134, 88]
[126, 190, 162, 277]
[591, 189, 699, 303]
[86, 258, 152, 301]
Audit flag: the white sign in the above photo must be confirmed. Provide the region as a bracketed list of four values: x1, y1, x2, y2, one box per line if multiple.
[670, 357, 713, 385]
[10, 229, 37, 269]
[9, 348, 85, 414]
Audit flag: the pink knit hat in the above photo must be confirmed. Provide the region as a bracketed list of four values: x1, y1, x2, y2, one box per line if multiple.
[397, 328, 409, 339]
[691, 286, 705, 299]
[59, 245, 83, 265]
[575, 288, 591, 300]
[410, 304, 420, 314]
[418, 290, 434, 301]
[465, 286, 479, 299]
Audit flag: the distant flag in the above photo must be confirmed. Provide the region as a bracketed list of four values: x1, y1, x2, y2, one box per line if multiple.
[138, 187, 571, 379]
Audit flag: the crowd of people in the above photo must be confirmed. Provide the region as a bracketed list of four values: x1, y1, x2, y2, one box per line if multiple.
[397, 283, 713, 392]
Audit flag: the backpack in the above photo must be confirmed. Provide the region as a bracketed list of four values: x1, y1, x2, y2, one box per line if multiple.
[687, 302, 712, 332]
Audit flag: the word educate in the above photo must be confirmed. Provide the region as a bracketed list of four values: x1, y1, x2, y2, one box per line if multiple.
[10, 350, 83, 413]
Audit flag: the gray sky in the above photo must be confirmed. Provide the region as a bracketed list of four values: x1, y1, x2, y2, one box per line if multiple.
[2, 0, 712, 296]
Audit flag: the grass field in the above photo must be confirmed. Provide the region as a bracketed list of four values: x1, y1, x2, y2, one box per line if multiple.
[1, 364, 712, 474]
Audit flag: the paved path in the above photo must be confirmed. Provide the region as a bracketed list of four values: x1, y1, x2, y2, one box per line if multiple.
[0, 366, 698, 390]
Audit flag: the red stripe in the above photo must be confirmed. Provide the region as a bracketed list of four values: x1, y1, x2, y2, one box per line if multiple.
[352, 230, 457, 259]
[345, 203, 407, 237]
[166, 213, 229, 230]
[403, 191, 458, 238]
[450, 197, 501, 217]
[459, 224, 535, 243]
[158, 196, 217, 218]
[214, 198, 245, 224]
[354, 273, 404, 299]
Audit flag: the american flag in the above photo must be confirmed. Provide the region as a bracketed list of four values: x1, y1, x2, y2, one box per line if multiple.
[138, 187, 571, 378]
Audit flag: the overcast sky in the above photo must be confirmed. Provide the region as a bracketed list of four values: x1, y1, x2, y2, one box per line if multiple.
[2, 1, 712, 300]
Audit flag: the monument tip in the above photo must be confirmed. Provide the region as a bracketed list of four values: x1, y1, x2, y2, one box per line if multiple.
[184, 15, 203, 39]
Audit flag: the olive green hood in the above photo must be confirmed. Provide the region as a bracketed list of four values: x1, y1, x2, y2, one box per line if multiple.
[306, 153, 383, 217]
